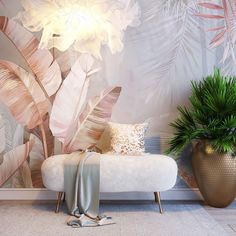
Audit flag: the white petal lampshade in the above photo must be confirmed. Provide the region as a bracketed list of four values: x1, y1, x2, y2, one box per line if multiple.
[16, 0, 141, 59]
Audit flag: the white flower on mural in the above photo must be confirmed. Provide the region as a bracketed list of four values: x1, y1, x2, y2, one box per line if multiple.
[16, 0, 141, 59]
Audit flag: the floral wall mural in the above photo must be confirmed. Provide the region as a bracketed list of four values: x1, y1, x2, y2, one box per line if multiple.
[0, 0, 235, 189]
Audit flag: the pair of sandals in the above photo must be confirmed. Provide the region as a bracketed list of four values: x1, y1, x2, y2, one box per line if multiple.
[67, 214, 115, 228]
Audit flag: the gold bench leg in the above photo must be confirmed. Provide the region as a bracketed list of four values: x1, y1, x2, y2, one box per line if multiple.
[55, 192, 63, 213]
[154, 192, 163, 214]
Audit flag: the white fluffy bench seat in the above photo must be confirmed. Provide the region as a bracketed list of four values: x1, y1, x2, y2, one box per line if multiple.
[41, 153, 178, 213]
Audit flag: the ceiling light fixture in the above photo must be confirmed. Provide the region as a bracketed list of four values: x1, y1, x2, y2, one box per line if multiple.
[16, 0, 140, 59]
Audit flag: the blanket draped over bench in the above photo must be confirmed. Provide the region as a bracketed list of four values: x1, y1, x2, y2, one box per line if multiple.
[64, 151, 114, 227]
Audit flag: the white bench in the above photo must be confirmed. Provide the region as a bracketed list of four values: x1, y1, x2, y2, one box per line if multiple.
[41, 153, 178, 213]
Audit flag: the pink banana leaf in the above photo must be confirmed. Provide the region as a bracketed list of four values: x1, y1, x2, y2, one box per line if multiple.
[0, 140, 34, 187]
[55, 49, 80, 79]
[50, 54, 96, 143]
[0, 1, 5, 8]
[63, 86, 122, 153]
[11, 161, 33, 188]
[30, 114, 54, 158]
[0, 16, 62, 98]
[0, 60, 50, 129]
[0, 115, 5, 154]
[29, 134, 45, 188]
[197, 0, 236, 63]
[19, 161, 33, 188]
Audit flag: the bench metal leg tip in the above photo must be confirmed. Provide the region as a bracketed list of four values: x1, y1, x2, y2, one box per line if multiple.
[55, 192, 63, 213]
[154, 191, 163, 214]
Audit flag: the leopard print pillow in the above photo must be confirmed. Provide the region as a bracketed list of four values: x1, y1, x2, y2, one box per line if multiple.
[108, 122, 148, 155]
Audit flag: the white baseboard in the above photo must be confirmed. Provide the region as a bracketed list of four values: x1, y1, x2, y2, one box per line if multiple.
[0, 188, 203, 201]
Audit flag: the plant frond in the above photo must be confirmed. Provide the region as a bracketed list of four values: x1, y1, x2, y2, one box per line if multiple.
[168, 68, 236, 154]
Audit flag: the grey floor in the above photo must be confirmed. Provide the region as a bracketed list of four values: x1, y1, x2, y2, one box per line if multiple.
[0, 200, 235, 235]
[101, 200, 236, 235]
[101, 199, 236, 235]
[204, 201, 236, 235]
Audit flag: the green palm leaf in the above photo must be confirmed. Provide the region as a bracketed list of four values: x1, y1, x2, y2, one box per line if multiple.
[168, 68, 236, 155]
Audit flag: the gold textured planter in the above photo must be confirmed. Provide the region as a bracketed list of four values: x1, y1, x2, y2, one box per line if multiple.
[192, 141, 236, 208]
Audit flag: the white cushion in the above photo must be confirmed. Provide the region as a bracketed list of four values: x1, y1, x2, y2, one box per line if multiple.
[41, 154, 177, 193]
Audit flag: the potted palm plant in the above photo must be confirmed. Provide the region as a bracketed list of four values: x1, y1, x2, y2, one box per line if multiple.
[168, 69, 236, 208]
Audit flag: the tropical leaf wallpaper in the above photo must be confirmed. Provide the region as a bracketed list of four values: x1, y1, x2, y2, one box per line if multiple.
[0, 0, 235, 189]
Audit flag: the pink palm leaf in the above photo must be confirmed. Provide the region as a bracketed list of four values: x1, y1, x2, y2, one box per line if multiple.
[197, 1, 236, 63]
